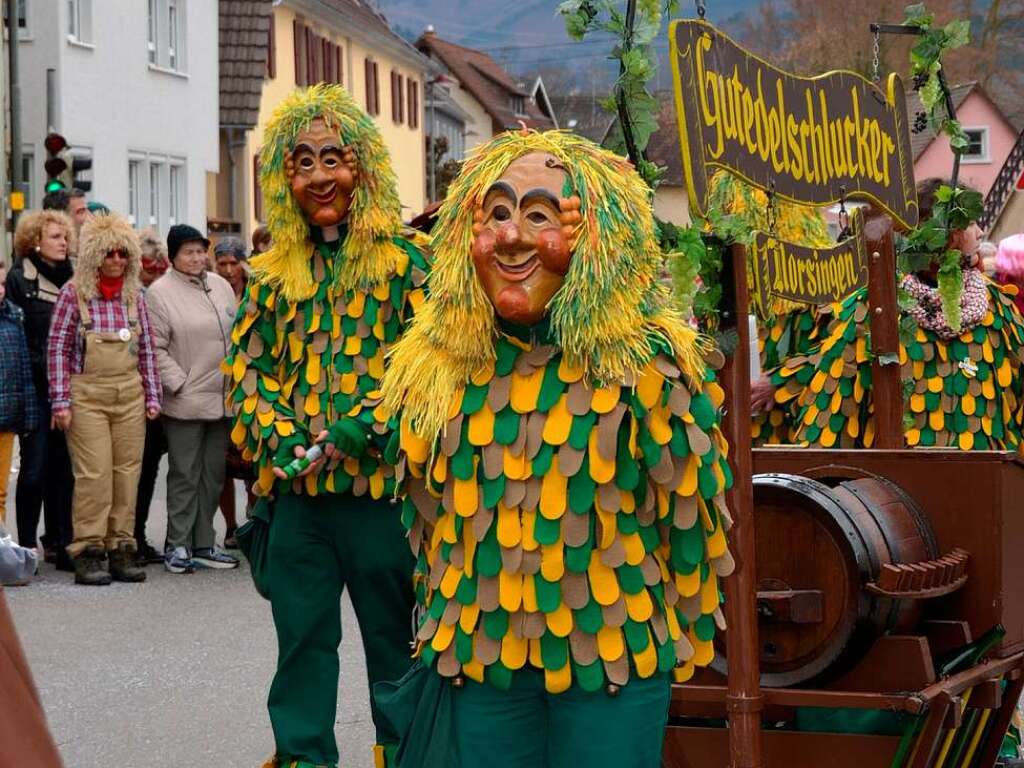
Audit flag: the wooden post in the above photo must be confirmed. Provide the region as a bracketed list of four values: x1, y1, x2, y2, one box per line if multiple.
[864, 209, 904, 449]
[720, 243, 764, 768]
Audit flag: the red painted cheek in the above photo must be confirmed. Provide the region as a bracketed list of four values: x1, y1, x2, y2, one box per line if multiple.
[472, 230, 496, 268]
[536, 228, 572, 276]
[496, 285, 531, 323]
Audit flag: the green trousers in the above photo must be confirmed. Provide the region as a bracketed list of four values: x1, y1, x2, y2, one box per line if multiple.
[266, 492, 415, 767]
[451, 670, 671, 768]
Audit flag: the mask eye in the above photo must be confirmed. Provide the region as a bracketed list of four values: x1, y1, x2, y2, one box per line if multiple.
[298, 155, 315, 170]
[492, 205, 512, 222]
[526, 211, 550, 225]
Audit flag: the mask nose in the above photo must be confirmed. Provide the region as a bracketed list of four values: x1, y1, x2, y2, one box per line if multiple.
[496, 222, 522, 251]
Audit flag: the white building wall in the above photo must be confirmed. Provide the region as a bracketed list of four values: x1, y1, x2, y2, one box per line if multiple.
[17, 0, 218, 234]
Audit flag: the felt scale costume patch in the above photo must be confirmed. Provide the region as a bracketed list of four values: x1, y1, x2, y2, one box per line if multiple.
[771, 280, 1024, 450]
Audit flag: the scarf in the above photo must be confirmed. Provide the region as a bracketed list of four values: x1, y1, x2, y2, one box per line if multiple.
[97, 274, 125, 301]
[902, 270, 988, 339]
[28, 252, 73, 287]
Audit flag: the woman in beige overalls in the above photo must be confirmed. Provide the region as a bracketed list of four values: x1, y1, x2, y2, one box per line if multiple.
[47, 213, 162, 586]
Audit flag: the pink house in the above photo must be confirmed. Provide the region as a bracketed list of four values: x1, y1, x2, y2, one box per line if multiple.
[910, 82, 1020, 197]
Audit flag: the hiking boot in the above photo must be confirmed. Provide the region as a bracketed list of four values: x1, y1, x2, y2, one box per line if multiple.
[109, 543, 147, 582]
[73, 547, 112, 586]
[193, 547, 240, 570]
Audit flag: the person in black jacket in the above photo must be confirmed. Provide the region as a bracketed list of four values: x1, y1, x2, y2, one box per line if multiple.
[5, 210, 76, 569]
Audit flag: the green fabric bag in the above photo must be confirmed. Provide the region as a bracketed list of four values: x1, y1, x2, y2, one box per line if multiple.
[373, 661, 459, 768]
[235, 496, 273, 600]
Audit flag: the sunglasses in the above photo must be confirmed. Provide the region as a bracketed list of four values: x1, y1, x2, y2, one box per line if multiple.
[106, 249, 129, 261]
[142, 259, 168, 273]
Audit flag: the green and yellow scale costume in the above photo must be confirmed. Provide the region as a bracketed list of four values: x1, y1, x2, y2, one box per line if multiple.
[771, 280, 1024, 450]
[375, 130, 734, 767]
[225, 84, 427, 768]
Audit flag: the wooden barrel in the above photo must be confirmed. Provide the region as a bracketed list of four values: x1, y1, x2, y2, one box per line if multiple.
[715, 472, 939, 687]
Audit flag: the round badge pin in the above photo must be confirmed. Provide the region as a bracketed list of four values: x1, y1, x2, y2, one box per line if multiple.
[118, 328, 132, 342]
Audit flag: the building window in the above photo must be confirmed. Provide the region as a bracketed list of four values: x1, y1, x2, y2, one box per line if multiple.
[128, 153, 186, 233]
[408, 81, 419, 130]
[128, 160, 142, 226]
[391, 71, 405, 124]
[147, 0, 186, 72]
[335, 44, 343, 86]
[962, 128, 990, 163]
[67, 0, 93, 44]
[149, 163, 162, 226]
[365, 59, 379, 115]
[169, 163, 183, 226]
[511, 95, 526, 116]
[21, 151, 35, 209]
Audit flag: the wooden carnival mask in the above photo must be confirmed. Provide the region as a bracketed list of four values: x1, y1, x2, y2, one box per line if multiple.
[285, 117, 359, 227]
[471, 152, 582, 326]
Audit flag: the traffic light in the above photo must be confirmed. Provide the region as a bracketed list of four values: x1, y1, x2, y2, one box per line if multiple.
[43, 132, 92, 193]
[44, 132, 71, 193]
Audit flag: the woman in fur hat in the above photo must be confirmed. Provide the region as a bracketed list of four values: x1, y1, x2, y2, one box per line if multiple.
[47, 212, 162, 585]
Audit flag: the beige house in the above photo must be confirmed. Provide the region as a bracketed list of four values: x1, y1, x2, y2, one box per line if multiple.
[212, 0, 430, 242]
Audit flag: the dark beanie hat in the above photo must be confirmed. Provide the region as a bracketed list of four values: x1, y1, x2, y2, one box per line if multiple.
[167, 224, 211, 261]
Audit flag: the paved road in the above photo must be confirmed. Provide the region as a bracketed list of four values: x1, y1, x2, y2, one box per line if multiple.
[4, 459, 379, 768]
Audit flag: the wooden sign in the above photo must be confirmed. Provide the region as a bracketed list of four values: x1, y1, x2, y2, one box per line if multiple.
[669, 19, 919, 230]
[751, 209, 868, 308]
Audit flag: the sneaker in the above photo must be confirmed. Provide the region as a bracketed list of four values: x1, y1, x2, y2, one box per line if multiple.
[192, 547, 239, 570]
[164, 546, 195, 574]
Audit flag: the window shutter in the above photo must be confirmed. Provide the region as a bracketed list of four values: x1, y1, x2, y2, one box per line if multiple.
[374, 62, 380, 115]
[266, 14, 276, 79]
[293, 19, 304, 85]
[335, 45, 343, 85]
[321, 37, 331, 83]
[408, 81, 419, 129]
[390, 71, 398, 121]
[395, 75, 403, 123]
[365, 58, 372, 111]
[306, 27, 315, 85]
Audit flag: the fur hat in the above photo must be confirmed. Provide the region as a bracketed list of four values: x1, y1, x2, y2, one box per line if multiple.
[75, 213, 142, 302]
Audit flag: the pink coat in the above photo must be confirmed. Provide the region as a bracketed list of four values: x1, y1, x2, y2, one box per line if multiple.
[995, 234, 1024, 315]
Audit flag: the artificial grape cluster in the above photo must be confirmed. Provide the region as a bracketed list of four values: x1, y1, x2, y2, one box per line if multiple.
[913, 111, 929, 134]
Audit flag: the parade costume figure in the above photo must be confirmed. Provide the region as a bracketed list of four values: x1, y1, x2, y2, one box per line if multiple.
[770, 275, 1024, 449]
[224, 84, 428, 768]
[379, 131, 735, 767]
[769, 182, 1024, 450]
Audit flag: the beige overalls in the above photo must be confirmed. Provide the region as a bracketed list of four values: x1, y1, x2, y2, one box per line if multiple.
[65, 293, 146, 557]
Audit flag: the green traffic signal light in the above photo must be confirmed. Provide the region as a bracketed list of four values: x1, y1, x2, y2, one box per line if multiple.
[45, 179, 66, 193]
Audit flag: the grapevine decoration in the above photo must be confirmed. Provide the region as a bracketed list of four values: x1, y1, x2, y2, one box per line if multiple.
[894, 3, 981, 340]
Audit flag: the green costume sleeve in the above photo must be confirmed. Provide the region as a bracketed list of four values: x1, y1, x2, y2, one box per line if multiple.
[225, 278, 311, 495]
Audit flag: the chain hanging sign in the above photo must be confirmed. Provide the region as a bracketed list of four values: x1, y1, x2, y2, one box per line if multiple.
[669, 19, 919, 230]
[750, 208, 869, 308]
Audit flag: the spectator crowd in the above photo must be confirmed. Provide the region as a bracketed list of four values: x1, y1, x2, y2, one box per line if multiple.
[0, 189, 269, 586]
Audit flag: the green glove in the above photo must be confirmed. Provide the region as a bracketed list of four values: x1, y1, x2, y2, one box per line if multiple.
[326, 416, 370, 459]
[272, 433, 307, 470]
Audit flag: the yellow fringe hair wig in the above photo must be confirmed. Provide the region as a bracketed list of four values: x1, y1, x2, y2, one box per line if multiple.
[384, 129, 709, 443]
[249, 83, 405, 300]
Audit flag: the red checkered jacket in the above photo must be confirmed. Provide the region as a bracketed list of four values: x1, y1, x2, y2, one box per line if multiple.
[47, 283, 161, 410]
